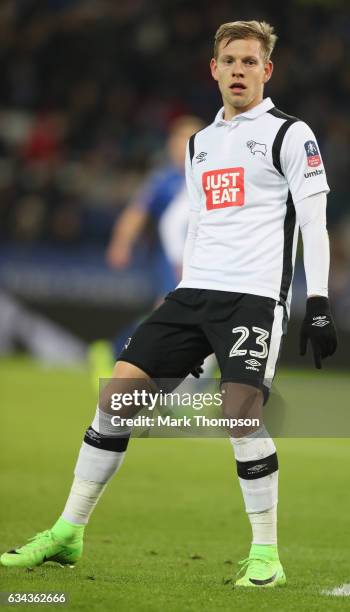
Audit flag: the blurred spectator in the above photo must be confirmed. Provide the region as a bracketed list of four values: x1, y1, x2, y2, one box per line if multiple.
[0, 0, 348, 249]
[88, 114, 218, 386]
[98, 115, 204, 368]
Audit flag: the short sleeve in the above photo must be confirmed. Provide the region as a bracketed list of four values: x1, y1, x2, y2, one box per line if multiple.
[185, 140, 201, 212]
[280, 121, 330, 203]
[133, 168, 183, 220]
[133, 171, 161, 214]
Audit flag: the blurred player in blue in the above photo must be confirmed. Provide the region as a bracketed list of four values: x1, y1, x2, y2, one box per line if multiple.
[89, 116, 204, 381]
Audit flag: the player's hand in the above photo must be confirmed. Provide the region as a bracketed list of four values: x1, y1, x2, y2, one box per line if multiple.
[299, 297, 337, 369]
[190, 360, 204, 378]
[106, 241, 131, 269]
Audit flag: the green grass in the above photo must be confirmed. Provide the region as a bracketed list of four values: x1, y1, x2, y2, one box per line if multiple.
[1, 357, 350, 611]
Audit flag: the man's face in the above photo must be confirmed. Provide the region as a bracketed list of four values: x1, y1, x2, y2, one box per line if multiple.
[210, 37, 273, 118]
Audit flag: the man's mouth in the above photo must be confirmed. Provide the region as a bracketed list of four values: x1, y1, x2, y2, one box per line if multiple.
[230, 82, 246, 93]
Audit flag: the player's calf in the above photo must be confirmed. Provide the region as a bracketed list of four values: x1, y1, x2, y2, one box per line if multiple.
[1, 362, 154, 569]
[221, 381, 263, 437]
[63, 362, 155, 528]
[224, 384, 283, 585]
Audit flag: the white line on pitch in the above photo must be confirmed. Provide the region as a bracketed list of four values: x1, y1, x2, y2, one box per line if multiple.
[322, 584, 350, 597]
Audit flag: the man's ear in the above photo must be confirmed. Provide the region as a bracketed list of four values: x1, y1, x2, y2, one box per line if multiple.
[210, 57, 219, 82]
[263, 60, 273, 84]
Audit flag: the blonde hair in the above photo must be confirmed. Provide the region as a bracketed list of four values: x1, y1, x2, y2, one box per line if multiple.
[214, 20, 277, 62]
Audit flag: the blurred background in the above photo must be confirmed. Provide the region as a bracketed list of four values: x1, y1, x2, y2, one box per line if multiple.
[0, 0, 349, 368]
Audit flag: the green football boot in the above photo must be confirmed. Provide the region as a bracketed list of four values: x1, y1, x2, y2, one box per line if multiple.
[235, 544, 286, 588]
[0, 518, 84, 569]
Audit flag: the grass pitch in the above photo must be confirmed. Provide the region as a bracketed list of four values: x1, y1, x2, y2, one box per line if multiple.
[1, 357, 350, 611]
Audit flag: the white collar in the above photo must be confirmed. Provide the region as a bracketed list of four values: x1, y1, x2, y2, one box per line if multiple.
[215, 97, 274, 126]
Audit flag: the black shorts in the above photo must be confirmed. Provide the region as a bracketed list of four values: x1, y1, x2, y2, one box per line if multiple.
[119, 289, 287, 400]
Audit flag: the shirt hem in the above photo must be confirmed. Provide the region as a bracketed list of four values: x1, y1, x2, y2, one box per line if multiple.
[177, 280, 280, 301]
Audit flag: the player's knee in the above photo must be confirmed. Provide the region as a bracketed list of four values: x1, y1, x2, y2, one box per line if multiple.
[99, 360, 156, 416]
[221, 382, 263, 420]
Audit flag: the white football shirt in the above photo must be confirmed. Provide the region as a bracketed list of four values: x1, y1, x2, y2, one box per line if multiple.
[178, 97, 329, 307]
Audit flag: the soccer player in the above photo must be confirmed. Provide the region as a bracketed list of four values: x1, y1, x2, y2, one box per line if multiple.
[1, 21, 337, 588]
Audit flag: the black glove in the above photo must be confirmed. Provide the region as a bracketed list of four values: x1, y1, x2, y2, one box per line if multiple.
[300, 296, 337, 369]
[190, 360, 204, 378]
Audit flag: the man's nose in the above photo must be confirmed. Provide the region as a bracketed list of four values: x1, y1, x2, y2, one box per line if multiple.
[231, 62, 244, 77]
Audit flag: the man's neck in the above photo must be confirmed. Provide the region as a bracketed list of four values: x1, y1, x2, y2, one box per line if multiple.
[223, 96, 264, 121]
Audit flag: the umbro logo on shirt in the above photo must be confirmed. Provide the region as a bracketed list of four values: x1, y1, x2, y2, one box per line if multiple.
[195, 152, 208, 163]
[304, 168, 324, 179]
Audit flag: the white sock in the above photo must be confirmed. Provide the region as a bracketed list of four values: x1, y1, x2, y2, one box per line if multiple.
[61, 407, 130, 525]
[230, 426, 278, 545]
[62, 477, 107, 525]
[248, 505, 277, 545]
[230, 426, 278, 512]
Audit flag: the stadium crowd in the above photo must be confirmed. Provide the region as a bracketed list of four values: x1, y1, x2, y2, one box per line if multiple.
[0, 0, 349, 318]
[0, 0, 349, 244]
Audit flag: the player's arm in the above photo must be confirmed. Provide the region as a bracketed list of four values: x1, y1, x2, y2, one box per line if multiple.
[106, 205, 148, 269]
[182, 140, 201, 278]
[294, 192, 337, 368]
[294, 192, 329, 299]
[281, 122, 337, 368]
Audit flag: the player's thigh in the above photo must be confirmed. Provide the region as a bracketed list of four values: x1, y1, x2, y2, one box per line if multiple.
[205, 293, 285, 403]
[112, 360, 150, 379]
[118, 291, 213, 381]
